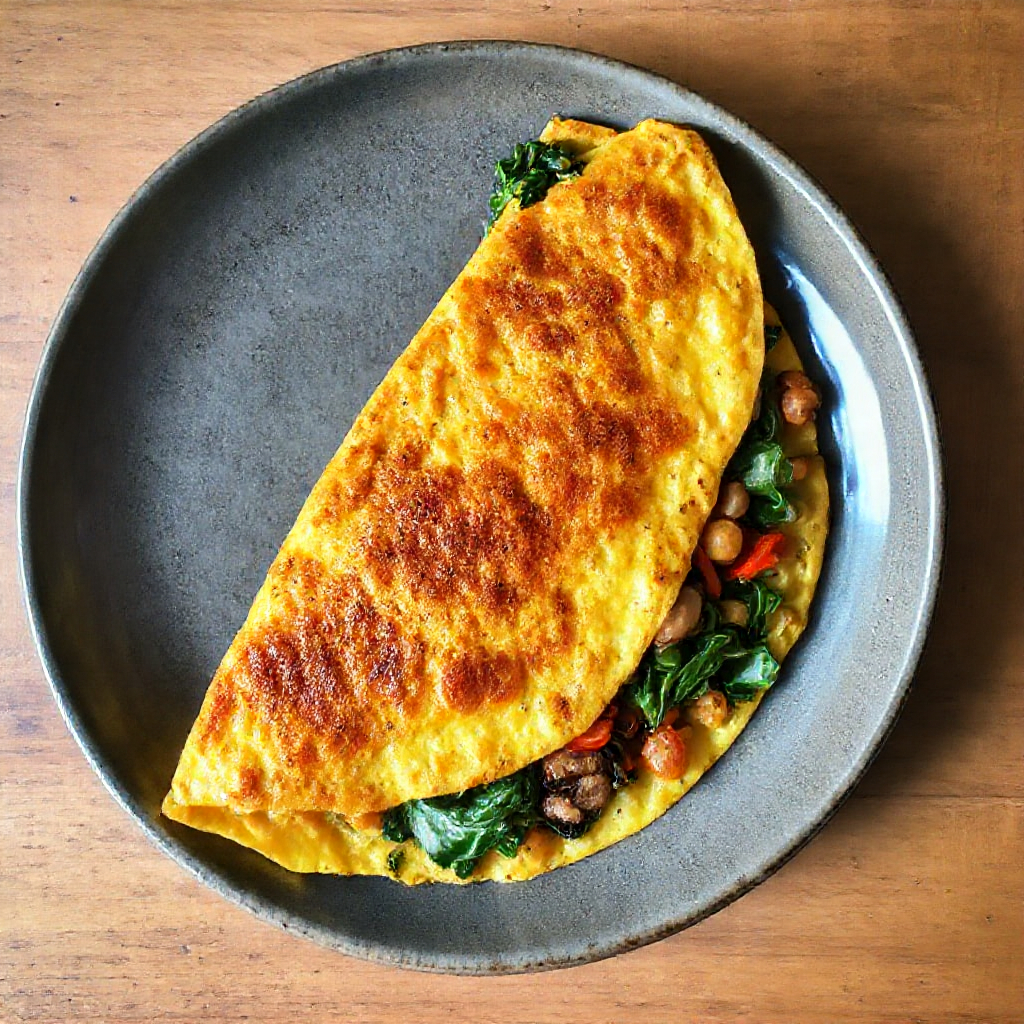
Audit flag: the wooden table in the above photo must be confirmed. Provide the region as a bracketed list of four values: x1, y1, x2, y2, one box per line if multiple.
[2, 3, 1021, 1021]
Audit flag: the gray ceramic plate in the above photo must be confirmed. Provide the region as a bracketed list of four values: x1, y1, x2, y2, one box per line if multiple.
[19, 41, 942, 973]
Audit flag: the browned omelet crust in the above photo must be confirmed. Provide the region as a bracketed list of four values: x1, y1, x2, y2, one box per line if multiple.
[164, 118, 764, 826]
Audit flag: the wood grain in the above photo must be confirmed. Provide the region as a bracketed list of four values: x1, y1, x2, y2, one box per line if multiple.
[2, 2, 1022, 1021]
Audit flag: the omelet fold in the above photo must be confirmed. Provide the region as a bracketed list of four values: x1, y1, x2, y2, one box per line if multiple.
[164, 118, 768, 865]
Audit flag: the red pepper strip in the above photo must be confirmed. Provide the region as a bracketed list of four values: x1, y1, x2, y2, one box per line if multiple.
[691, 544, 722, 599]
[567, 716, 614, 752]
[725, 531, 786, 581]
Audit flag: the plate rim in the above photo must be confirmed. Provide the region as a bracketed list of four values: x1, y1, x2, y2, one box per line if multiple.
[17, 38, 945, 974]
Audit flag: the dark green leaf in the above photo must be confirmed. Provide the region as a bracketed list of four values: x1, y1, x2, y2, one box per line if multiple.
[381, 806, 411, 843]
[727, 363, 804, 527]
[721, 578, 783, 637]
[654, 644, 683, 670]
[384, 770, 539, 879]
[718, 645, 780, 703]
[731, 440, 795, 527]
[626, 573, 786, 725]
[735, 440, 794, 494]
[746, 383, 783, 447]
[625, 629, 748, 728]
[606, 738, 638, 789]
[543, 816, 592, 841]
[487, 141, 583, 232]
[747, 492, 795, 528]
[673, 632, 742, 702]
[700, 600, 722, 633]
[764, 324, 783, 351]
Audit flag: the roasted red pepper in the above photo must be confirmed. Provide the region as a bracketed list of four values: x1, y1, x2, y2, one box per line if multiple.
[567, 716, 614, 752]
[725, 531, 786, 581]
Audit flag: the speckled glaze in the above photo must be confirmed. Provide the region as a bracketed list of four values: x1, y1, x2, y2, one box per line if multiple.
[19, 41, 943, 974]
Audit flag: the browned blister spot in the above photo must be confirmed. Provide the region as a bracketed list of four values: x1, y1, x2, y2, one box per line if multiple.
[523, 322, 575, 355]
[577, 401, 641, 464]
[553, 587, 574, 624]
[244, 627, 332, 739]
[441, 650, 526, 713]
[311, 433, 390, 526]
[484, 275, 565, 324]
[552, 692, 574, 723]
[512, 374, 691, 506]
[565, 266, 624, 321]
[198, 677, 237, 748]
[504, 215, 572, 280]
[291, 741, 320, 771]
[599, 480, 644, 527]
[361, 454, 555, 618]
[230, 563, 429, 799]
[571, 174, 701, 300]
[235, 765, 264, 803]
[635, 403, 692, 458]
[593, 331, 645, 396]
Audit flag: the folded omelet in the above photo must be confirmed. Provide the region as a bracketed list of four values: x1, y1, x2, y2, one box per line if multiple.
[163, 118, 827, 883]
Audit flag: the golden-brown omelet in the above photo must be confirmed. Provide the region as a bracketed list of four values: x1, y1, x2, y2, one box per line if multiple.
[163, 311, 827, 882]
[162, 118, 825, 882]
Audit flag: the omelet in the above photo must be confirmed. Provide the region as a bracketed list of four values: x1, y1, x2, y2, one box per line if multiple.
[163, 118, 827, 883]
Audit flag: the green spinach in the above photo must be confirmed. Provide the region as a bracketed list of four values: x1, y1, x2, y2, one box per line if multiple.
[729, 377, 796, 527]
[722, 578, 783, 636]
[382, 769, 539, 879]
[624, 580, 783, 728]
[487, 141, 583, 232]
[718, 645, 780, 703]
[626, 629, 748, 728]
[732, 440, 795, 527]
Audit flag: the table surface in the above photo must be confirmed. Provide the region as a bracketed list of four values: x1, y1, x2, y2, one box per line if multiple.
[2, 2, 1022, 1021]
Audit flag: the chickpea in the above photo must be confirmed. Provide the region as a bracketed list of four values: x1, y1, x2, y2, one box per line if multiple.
[689, 690, 729, 730]
[714, 481, 750, 519]
[701, 518, 744, 563]
[641, 723, 688, 780]
[718, 599, 749, 627]
[777, 370, 814, 391]
[654, 585, 702, 646]
[789, 455, 810, 482]
[781, 386, 821, 426]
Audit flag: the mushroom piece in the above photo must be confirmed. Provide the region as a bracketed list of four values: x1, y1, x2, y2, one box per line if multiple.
[541, 793, 585, 828]
[573, 773, 613, 813]
[541, 749, 606, 785]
